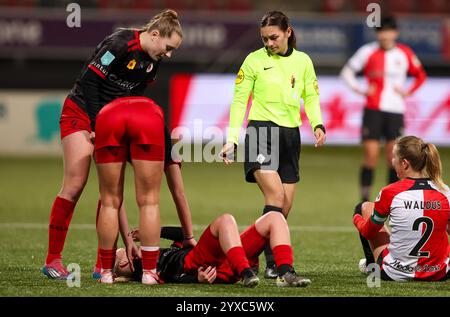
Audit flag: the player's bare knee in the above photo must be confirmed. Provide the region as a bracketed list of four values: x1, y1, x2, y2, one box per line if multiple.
[219, 213, 236, 225]
[136, 194, 158, 209]
[101, 195, 123, 210]
[59, 179, 87, 202]
[266, 211, 285, 222]
[214, 213, 237, 231]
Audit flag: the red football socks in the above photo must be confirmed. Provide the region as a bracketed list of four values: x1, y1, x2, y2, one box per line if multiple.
[99, 248, 116, 271]
[226, 246, 251, 276]
[46, 196, 76, 264]
[141, 247, 160, 271]
[272, 244, 293, 267]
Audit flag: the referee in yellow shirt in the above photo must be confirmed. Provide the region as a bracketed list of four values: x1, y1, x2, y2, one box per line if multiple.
[220, 11, 326, 281]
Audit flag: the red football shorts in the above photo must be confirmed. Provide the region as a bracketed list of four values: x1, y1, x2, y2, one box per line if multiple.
[183, 226, 226, 273]
[94, 97, 165, 163]
[59, 98, 92, 140]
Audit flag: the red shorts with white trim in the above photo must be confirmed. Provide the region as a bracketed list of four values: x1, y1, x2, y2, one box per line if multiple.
[59, 98, 92, 140]
[94, 97, 165, 163]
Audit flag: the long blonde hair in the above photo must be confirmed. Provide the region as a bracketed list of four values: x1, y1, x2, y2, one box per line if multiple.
[138, 9, 182, 38]
[395, 136, 446, 191]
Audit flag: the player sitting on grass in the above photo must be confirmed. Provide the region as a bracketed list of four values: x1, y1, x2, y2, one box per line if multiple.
[113, 211, 310, 287]
[353, 136, 450, 281]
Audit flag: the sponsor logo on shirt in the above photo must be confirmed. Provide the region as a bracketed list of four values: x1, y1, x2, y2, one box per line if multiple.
[387, 260, 441, 273]
[100, 51, 115, 66]
[146, 63, 154, 73]
[108, 73, 141, 90]
[90, 61, 108, 77]
[235, 69, 244, 84]
[127, 59, 137, 70]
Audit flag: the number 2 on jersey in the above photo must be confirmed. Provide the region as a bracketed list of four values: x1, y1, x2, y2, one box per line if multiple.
[409, 217, 434, 258]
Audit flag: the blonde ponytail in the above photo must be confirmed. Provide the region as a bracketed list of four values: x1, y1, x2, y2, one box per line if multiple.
[396, 136, 446, 191]
[423, 143, 446, 191]
[138, 9, 182, 38]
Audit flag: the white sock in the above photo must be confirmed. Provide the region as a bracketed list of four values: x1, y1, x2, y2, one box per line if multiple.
[141, 246, 159, 252]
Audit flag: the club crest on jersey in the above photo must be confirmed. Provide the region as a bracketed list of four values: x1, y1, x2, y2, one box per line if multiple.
[146, 63, 154, 73]
[101, 51, 115, 66]
[127, 59, 137, 70]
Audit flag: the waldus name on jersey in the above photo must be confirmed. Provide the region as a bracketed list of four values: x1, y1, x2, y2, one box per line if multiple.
[403, 200, 441, 210]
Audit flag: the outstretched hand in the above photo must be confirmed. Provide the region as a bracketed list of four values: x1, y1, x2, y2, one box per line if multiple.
[125, 240, 141, 272]
[198, 266, 217, 284]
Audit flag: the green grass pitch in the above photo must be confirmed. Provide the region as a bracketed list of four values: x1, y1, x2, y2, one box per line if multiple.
[0, 146, 449, 297]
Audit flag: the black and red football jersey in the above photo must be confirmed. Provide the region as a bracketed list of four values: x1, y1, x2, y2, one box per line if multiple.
[68, 29, 161, 130]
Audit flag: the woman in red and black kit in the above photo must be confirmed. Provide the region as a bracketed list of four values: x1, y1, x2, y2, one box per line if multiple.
[42, 9, 188, 280]
[94, 96, 167, 284]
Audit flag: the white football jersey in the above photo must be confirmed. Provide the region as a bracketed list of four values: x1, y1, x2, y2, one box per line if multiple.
[345, 42, 426, 114]
[374, 178, 450, 281]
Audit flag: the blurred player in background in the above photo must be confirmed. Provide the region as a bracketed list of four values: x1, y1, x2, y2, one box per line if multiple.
[220, 11, 325, 278]
[92, 126, 196, 279]
[116, 211, 310, 287]
[353, 136, 450, 281]
[42, 10, 185, 280]
[340, 16, 426, 267]
[94, 96, 166, 285]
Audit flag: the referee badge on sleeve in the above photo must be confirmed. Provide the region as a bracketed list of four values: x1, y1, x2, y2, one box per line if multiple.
[235, 69, 244, 84]
[313, 79, 320, 95]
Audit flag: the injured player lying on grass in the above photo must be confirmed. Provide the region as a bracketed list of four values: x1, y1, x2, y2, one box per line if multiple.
[110, 212, 311, 287]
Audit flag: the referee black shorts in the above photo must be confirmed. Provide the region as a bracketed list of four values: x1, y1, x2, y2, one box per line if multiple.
[361, 108, 404, 142]
[244, 120, 300, 184]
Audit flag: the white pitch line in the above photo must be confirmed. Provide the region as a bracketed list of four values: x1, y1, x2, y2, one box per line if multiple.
[0, 223, 355, 233]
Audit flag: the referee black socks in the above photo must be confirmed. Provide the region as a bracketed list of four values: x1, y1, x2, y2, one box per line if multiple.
[263, 205, 283, 214]
[360, 167, 374, 202]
